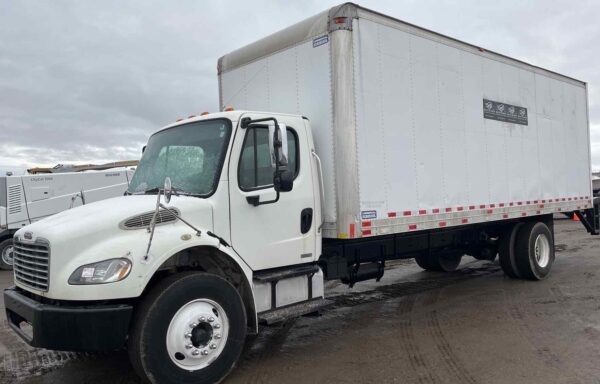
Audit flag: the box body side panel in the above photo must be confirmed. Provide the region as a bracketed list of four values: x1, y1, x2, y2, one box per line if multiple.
[219, 37, 338, 227]
[352, 18, 592, 237]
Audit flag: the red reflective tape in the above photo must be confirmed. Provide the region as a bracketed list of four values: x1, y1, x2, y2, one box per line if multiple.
[562, 198, 566, 201]
[432, 208, 440, 214]
[479, 204, 486, 209]
[548, 199, 553, 202]
[521, 212, 527, 216]
[457, 206, 464, 211]
[486, 209, 493, 214]
[469, 205, 476, 210]
[539, 204, 545, 208]
[568, 198, 572, 201]
[419, 209, 427, 215]
[499, 203, 505, 207]
[509, 202, 514, 207]
[574, 197, 578, 200]
[362, 221, 371, 227]
[350, 224, 355, 238]
[526, 201, 531, 205]
[577, 206, 581, 209]
[489, 204, 496, 208]
[536, 210, 541, 214]
[362, 229, 372, 236]
[408, 224, 417, 230]
[533, 200, 538, 204]
[461, 218, 468, 224]
[541, 200, 546, 203]
[517, 202, 523, 206]
[439, 221, 447, 227]
[445, 207, 452, 213]
[403, 211, 412, 216]
[503, 214, 509, 219]
[388, 212, 397, 218]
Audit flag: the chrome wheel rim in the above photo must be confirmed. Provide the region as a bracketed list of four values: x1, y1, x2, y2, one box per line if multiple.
[166, 299, 229, 371]
[1, 245, 14, 266]
[534, 234, 550, 268]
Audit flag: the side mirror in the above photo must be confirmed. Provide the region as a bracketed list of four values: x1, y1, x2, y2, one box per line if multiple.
[268, 122, 288, 169]
[142, 145, 146, 154]
[163, 177, 172, 204]
[275, 170, 294, 193]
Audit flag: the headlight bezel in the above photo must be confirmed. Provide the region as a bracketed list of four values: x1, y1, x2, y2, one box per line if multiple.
[68, 257, 132, 285]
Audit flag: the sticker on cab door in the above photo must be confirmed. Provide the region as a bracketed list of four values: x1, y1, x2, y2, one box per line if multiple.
[361, 210, 377, 220]
[313, 35, 329, 48]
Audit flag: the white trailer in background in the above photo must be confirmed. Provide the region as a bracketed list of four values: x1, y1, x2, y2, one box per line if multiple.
[4, 4, 598, 384]
[0, 168, 134, 269]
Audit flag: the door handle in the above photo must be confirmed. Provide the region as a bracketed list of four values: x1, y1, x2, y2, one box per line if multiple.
[300, 208, 313, 234]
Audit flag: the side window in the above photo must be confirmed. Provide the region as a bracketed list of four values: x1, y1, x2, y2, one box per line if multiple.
[238, 127, 298, 191]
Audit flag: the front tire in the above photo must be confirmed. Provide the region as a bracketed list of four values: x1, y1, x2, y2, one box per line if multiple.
[128, 272, 247, 384]
[0, 238, 14, 270]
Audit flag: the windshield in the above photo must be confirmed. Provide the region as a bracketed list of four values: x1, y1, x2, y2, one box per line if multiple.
[128, 119, 232, 196]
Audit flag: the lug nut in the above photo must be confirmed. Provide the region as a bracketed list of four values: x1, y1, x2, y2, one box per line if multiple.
[214, 324, 221, 329]
[199, 316, 206, 322]
[201, 350, 209, 356]
[192, 349, 200, 356]
[214, 334, 221, 339]
[185, 333, 192, 338]
[185, 343, 193, 349]
[208, 317, 215, 323]
[210, 343, 217, 349]
[190, 323, 197, 328]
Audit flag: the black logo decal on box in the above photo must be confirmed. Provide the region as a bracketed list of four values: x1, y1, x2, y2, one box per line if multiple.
[483, 99, 528, 125]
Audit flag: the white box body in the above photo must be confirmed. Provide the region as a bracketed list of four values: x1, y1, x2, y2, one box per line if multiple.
[218, 4, 593, 239]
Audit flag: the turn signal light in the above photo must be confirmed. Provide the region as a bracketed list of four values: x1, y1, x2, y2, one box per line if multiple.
[200, 112, 210, 116]
[224, 107, 235, 112]
[333, 17, 347, 24]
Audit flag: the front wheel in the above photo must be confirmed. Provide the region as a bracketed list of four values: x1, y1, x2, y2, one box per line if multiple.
[0, 239, 14, 270]
[128, 272, 247, 384]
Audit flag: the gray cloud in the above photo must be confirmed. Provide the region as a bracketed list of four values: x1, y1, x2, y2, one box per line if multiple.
[1, 0, 598, 172]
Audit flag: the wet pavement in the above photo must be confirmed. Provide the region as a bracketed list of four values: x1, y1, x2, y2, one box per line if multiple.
[1, 217, 600, 383]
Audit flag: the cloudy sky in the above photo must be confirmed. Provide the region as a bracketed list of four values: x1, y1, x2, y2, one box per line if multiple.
[1, 0, 599, 174]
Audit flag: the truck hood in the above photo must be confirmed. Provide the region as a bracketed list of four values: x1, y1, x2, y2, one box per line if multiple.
[15, 194, 214, 248]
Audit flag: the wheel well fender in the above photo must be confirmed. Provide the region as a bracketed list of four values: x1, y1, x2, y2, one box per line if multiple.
[145, 245, 257, 333]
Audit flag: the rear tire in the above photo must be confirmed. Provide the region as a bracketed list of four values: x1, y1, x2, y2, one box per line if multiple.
[514, 222, 555, 280]
[415, 253, 462, 272]
[0, 239, 14, 270]
[128, 272, 247, 384]
[498, 223, 523, 279]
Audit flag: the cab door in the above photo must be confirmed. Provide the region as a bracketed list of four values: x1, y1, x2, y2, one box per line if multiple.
[228, 114, 316, 271]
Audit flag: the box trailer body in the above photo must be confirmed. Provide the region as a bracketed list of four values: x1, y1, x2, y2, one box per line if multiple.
[219, 3, 594, 240]
[4, 4, 599, 384]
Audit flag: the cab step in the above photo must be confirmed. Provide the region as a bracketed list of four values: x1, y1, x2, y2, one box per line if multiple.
[257, 298, 333, 325]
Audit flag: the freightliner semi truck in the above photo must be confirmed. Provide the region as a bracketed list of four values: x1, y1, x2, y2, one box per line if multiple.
[5, 4, 599, 384]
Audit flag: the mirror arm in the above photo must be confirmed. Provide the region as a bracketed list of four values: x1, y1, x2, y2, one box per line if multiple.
[246, 191, 280, 206]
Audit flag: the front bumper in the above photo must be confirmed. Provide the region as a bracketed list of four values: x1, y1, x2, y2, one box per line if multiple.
[4, 286, 133, 352]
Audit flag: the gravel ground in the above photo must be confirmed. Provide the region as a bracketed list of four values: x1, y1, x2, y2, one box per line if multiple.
[1, 216, 599, 383]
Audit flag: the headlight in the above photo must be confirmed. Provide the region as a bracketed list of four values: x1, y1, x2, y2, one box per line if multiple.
[68, 258, 132, 285]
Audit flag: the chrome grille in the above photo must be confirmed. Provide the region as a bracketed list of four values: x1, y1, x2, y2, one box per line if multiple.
[13, 239, 50, 291]
[119, 208, 180, 230]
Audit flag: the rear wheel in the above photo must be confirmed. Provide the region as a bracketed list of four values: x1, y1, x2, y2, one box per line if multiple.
[498, 223, 523, 279]
[128, 272, 247, 384]
[514, 222, 555, 280]
[0, 239, 14, 270]
[415, 253, 462, 272]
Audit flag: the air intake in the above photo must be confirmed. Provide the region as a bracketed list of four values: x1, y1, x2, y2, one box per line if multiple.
[119, 208, 180, 230]
[8, 185, 23, 214]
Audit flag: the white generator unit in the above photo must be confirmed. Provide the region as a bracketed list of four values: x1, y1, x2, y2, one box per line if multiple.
[0, 169, 134, 268]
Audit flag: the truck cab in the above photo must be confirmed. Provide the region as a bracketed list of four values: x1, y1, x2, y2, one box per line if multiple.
[5, 111, 326, 384]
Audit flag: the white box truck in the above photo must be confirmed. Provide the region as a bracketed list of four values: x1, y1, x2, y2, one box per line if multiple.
[0, 167, 135, 269]
[5, 4, 599, 384]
